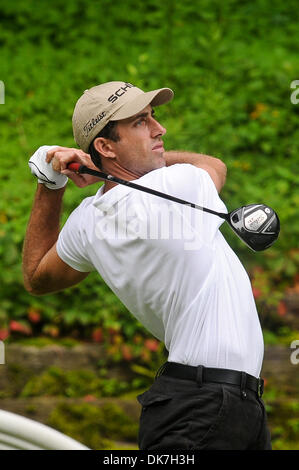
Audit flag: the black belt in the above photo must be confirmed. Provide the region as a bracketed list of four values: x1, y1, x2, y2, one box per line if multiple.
[158, 362, 264, 398]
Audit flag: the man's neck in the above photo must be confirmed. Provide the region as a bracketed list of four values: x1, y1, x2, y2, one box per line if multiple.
[101, 161, 140, 194]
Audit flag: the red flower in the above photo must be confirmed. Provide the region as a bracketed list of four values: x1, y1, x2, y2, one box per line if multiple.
[263, 378, 267, 388]
[92, 327, 103, 343]
[9, 320, 32, 335]
[144, 338, 160, 352]
[252, 287, 262, 299]
[83, 394, 97, 402]
[121, 344, 133, 361]
[28, 309, 41, 324]
[0, 328, 9, 341]
[277, 301, 287, 316]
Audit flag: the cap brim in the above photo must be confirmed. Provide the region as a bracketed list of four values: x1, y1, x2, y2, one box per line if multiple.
[110, 88, 174, 121]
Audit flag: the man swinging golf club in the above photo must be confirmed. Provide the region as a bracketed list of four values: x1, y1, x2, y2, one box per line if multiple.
[23, 81, 272, 450]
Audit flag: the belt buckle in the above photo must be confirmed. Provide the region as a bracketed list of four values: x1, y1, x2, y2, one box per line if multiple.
[258, 378, 264, 397]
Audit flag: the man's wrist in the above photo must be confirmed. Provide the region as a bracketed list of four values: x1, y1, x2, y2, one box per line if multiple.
[37, 182, 66, 196]
[34, 183, 66, 210]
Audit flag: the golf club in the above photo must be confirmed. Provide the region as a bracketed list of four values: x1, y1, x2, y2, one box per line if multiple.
[67, 162, 280, 252]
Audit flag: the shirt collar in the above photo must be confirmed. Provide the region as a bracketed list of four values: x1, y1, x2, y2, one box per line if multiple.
[92, 182, 133, 211]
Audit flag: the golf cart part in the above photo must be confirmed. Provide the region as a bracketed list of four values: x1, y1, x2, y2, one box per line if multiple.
[0, 409, 89, 450]
[244, 209, 268, 232]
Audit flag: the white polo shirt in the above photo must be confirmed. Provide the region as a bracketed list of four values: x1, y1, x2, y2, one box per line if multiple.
[56, 164, 264, 377]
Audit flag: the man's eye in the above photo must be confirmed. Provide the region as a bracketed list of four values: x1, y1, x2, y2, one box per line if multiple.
[136, 118, 146, 126]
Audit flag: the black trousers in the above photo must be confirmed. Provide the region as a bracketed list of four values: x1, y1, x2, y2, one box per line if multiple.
[137, 374, 272, 450]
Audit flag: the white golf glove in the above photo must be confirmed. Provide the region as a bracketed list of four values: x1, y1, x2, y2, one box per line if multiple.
[28, 145, 68, 190]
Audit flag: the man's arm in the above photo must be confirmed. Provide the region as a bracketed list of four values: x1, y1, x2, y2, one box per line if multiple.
[23, 145, 100, 295]
[22, 184, 89, 296]
[164, 151, 227, 193]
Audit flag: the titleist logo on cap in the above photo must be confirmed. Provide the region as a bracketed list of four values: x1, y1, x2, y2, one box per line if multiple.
[83, 111, 106, 137]
[82, 83, 135, 137]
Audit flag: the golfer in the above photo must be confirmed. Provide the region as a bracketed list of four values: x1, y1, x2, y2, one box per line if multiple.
[23, 81, 271, 450]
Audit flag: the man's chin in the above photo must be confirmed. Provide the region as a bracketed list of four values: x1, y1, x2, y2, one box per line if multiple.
[157, 158, 166, 168]
[153, 151, 166, 169]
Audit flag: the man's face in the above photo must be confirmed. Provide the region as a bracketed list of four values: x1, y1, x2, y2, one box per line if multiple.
[109, 105, 167, 177]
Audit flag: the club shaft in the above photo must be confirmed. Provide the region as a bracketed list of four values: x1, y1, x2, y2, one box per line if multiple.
[68, 163, 229, 220]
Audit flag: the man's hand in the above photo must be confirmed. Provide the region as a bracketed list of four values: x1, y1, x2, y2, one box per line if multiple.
[29, 145, 69, 189]
[46, 147, 102, 188]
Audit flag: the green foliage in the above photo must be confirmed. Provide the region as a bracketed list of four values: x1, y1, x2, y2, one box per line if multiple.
[265, 398, 299, 450]
[20, 366, 144, 398]
[0, 1, 298, 349]
[48, 402, 138, 449]
[21, 367, 102, 398]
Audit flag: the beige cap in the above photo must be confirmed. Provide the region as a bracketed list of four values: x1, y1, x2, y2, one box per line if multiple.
[72, 81, 174, 152]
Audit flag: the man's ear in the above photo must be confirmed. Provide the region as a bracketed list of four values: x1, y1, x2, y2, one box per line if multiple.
[94, 137, 116, 159]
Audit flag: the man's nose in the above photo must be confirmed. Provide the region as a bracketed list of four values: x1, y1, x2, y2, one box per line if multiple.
[150, 118, 166, 137]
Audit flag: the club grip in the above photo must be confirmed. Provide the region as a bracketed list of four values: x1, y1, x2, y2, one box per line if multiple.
[67, 162, 82, 172]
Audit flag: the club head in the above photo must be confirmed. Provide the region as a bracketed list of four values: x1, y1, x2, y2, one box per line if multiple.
[228, 204, 280, 252]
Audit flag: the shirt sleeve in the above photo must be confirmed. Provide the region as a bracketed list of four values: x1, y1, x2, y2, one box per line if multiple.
[145, 163, 226, 211]
[165, 164, 220, 202]
[160, 163, 228, 241]
[56, 201, 95, 273]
